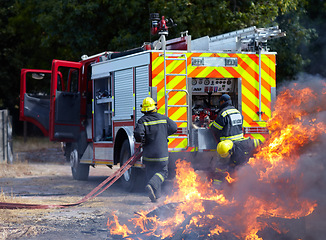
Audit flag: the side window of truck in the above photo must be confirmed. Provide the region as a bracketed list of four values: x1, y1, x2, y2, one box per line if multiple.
[69, 68, 79, 93]
[28, 72, 51, 96]
[56, 67, 79, 93]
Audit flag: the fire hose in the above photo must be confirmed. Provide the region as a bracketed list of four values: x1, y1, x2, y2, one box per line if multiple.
[0, 147, 142, 209]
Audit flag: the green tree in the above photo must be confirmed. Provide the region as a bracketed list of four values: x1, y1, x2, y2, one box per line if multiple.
[0, 0, 321, 134]
[0, 0, 17, 108]
[147, 0, 299, 39]
[302, 0, 326, 77]
[270, 2, 316, 81]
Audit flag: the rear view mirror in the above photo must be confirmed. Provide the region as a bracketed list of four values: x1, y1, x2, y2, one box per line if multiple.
[32, 73, 45, 80]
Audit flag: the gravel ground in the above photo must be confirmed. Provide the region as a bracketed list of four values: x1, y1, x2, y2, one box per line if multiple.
[0, 147, 163, 240]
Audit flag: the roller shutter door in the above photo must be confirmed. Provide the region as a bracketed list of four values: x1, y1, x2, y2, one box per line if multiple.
[114, 69, 133, 120]
[135, 66, 149, 121]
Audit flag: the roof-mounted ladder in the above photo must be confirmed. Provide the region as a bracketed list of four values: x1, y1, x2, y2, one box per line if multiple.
[191, 26, 285, 52]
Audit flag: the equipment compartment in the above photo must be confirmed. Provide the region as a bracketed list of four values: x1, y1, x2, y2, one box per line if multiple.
[93, 77, 113, 141]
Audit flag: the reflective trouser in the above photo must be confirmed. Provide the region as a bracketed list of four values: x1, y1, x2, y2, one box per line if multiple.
[144, 160, 168, 199]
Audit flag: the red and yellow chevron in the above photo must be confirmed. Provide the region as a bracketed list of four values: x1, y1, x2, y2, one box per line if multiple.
[151, 52, 276, 149]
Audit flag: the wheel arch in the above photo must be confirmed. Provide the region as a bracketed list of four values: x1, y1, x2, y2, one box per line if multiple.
[114, 127, 135, 165]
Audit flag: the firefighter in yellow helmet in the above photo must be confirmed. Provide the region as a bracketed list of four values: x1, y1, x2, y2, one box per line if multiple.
[216, 138, 262, 168]
[134, 97, 177, 202]
[140, 97, 157, 112]
[210, 138, 262, 186]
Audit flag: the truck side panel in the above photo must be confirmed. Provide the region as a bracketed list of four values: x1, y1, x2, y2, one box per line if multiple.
[91, 52, 151, 164]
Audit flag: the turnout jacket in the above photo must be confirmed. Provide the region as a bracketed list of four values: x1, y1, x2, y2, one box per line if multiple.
[134, 112, 177, 162]
[231, 137, 262, 166]
[210, 102, 244, 142]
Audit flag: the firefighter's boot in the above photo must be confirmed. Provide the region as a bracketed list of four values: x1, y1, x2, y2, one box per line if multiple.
[147, 173, 164, 201]
[145, 184, 157, 202]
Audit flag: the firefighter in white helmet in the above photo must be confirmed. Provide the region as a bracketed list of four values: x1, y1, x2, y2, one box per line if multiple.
[134, 97, 177, 202]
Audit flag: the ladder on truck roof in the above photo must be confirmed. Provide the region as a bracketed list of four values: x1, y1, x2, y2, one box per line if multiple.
[163, 52, 190, 146]
[191, 26, 285, 52]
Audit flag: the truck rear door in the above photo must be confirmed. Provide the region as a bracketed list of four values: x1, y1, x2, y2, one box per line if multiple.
[49, 60, 83, 141]
[20, 69, 53, 136]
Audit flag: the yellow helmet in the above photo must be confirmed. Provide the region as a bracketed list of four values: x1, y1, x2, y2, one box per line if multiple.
[217, 140, 233, 158]
[141, 97, 156, 112]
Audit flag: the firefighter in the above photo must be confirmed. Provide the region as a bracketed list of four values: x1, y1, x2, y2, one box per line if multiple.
[134, 97, 177, 202]
[209, 137, 262, 186]
[209, 94, 244, 143]
[216, 138, 262, 168]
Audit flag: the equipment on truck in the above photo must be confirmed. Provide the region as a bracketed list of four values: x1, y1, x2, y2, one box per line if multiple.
[20, 15, 284, 191]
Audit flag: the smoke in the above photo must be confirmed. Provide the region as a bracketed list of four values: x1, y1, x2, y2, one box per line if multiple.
[293, 75, 326, 239]
[226, 74, 326, 239]
[108, 74, 326, 240]
[278, 73, 326, 203]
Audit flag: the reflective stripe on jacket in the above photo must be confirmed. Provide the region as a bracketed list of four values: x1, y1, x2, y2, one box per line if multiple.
[134, 112, 177, 161]
[211, 103, 243, 141]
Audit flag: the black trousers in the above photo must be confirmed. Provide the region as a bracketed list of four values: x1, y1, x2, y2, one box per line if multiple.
[144, 160, 168, 198]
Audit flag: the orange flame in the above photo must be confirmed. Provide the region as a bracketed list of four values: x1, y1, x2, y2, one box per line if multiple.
[108, 79, 326, 239]
[225, 171, 236, 183]
[250, 86, 326, 181]
[107, 211, 132, 237]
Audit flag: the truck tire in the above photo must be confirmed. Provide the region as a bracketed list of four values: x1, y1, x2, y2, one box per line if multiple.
[120, 140, 143, 192]
[70, 143, 89, 181]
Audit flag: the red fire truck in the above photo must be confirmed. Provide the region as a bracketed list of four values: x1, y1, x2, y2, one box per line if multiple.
[20, 17, 284, 191]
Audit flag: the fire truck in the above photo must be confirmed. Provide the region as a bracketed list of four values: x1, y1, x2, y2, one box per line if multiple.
[20, 16, 285, 191]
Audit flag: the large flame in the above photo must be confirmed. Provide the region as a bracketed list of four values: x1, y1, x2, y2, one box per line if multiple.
[107, 78, 326, 239]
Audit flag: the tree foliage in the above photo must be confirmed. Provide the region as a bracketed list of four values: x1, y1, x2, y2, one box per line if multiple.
[270, 1, 317, 81]
[0, 0, 324, 134]
[303, 0, 326, 77]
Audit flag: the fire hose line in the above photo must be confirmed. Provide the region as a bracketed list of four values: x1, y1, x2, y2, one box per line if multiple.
[0, 147, 143, 210]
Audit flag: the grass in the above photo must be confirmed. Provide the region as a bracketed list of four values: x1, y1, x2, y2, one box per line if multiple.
[13, 136, 61, 152]
[0, 165, 56, 239]
[0, 188, 14, 202]
[0, 192, 51, 239]
[0, 136, 64, 239]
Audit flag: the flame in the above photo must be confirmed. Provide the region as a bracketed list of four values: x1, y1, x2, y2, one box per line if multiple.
[107, 211, 132, 237]
[108, 79, 326, 239]
[250, 86, 326, 182]
[225, 171, 236, 183]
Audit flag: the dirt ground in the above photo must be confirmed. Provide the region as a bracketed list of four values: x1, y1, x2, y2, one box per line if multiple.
[1, 144, 326, 240]
[0, 147, 164, 240]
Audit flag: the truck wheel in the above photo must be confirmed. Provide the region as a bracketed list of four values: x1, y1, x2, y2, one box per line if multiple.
[70, 143, 89, 181]
[120, 140, 142, 192]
